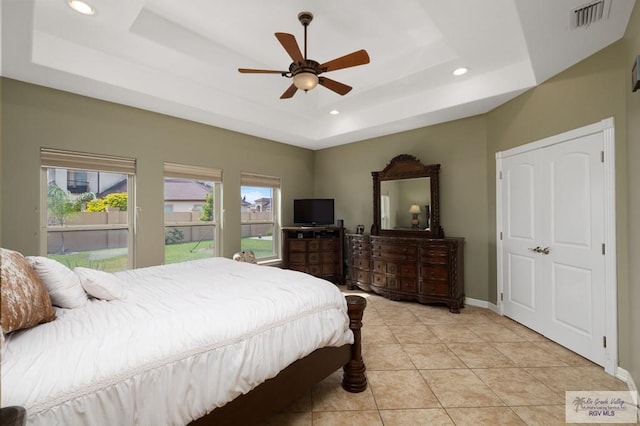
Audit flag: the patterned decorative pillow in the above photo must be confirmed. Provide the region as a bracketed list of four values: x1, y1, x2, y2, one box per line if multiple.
[74, 267, 126, 301]
[26, 256, 89, 309]
[0, 248, 56, 334]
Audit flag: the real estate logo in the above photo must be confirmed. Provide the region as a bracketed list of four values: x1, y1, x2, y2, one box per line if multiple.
[566, 391, 638, 423]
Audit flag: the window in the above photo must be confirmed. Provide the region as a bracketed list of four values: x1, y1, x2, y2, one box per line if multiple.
[240, 172, 280, 261]
[40, 148, 136, 272]
[163, 163, 222, 264]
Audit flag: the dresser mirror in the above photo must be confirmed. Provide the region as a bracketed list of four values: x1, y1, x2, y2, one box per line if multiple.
[372, 154, 443, 238]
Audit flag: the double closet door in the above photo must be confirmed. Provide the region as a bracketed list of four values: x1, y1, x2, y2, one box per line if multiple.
[497, 119, 615, 370]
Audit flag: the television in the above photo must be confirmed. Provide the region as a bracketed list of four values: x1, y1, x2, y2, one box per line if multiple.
[293, 199, 335, 226]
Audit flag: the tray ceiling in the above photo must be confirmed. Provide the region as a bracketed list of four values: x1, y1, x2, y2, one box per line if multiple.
[0, 0, 635, 149]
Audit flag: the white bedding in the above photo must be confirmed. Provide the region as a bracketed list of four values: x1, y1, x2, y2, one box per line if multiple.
[0, 258, 353, 426]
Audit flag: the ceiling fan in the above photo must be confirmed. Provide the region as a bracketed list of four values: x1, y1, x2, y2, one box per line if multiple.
[238, 11, 370, 99]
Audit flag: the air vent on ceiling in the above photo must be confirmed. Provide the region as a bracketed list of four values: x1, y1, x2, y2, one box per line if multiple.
[571, 0, 611, 29]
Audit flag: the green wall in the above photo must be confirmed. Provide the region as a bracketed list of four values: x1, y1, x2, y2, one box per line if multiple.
[0, 78, 315, 266]
[623, 0, 640, 389]
[314, 115, 490, 302]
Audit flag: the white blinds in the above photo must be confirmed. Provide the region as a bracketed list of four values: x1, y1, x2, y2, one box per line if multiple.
[41, 148, 136, 174]
[164, 162, 222, 182]
[240, 172, 281, 188]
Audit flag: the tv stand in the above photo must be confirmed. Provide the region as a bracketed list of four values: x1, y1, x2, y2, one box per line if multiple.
[281, 226, 344, 284]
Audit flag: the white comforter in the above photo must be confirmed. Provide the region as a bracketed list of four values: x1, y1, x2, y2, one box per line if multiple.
[1, 258, 353, 426]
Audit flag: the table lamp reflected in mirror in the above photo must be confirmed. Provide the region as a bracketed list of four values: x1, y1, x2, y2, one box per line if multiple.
[409, 203, 421, 229]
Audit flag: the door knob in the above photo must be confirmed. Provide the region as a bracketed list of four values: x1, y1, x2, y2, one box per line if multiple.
[528, 246, 550, 254]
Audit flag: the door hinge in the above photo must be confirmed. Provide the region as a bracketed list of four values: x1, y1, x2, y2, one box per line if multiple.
[500, 292, 504, 302]
[499, 171, 502, 180]
[603, 336, 607, 348]
[601, 151, 604, 163]
[602, 243, 605, 255]
[500, 232, 503, 240]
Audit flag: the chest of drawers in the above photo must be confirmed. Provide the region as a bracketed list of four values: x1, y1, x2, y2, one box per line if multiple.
[347, 234, 464, 312]
[282, 227, 344, 284]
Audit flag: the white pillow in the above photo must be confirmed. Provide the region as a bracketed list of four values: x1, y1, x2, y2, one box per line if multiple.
[26, 256, 88, 309]
[74, 267, 126, 301]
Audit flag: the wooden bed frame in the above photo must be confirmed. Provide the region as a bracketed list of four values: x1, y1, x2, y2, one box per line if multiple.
[190, 295, 367, 426]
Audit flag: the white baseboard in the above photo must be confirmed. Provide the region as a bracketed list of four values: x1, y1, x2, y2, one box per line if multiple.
[616, 367, 640, 421]
[465, 297, 499, 314]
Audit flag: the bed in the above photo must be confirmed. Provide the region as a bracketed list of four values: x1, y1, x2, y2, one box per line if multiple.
[0, 248, 366, 426]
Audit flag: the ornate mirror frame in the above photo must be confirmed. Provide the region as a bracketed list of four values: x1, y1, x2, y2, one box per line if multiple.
[372, 154, 444, 238]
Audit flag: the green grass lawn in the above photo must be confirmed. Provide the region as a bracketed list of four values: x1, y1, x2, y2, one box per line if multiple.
[240, 237, 274, 258]
[49, 248, 128, 272]
[49, 237, 274, 271]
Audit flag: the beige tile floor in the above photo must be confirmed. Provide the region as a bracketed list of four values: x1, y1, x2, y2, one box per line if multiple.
[262, 288, 631, 425]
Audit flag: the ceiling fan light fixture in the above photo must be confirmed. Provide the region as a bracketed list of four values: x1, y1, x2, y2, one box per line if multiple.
[293, 72, 319, 91]
[452, 67, 468, 76]
[67, 0, 95, 15]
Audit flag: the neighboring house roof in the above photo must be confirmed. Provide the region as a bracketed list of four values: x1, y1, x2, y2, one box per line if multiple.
[98, 179, 127, 197]
[254, 197, 271, 209]
[164, 179, 211, 201]
[241, 196, 252, 209]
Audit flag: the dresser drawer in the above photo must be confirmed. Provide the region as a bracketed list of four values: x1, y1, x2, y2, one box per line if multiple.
[351, 249, 370, 258]
[322, 252, 337, 263]
[399, 278, 417, 293]
[350, 239, 370, 251]
[352, 257, 370, 270]
[289, 264, 307, 273]
[321, 263, 337, 275]
[289, 240, 307, 252]
[308, 240, 320, 251]
[320, 239, 337, 250]
[420, 280, 449, 296]
[289, 253, 306, 264]
[371, 243, 417, 256]
[308, 264, 321, 275]
[419, 247, 450, 264]
[372, 273, 386, 287]
[420, 264, 449, 281]
[353, 269, 370, 283]
[372, 260, 417, 277]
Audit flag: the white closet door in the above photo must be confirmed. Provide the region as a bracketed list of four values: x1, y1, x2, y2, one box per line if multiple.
[501, 149, 547, 332]
[500, 132, 606, 366]
[543, 133, 605, 363]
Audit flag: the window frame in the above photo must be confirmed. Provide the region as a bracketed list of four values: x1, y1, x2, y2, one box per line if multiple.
[39, 148, 136, 269]
[163, 162, 222, 263]
[240, 172, 281, 262]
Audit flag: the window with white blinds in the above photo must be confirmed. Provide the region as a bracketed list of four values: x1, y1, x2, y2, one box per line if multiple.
[40, 148, 136, 271]
[163, 162, 222, 264]
[240, 172, 281, 261]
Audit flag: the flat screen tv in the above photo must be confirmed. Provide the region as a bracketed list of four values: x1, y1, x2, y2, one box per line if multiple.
[293, 199, 334, 226]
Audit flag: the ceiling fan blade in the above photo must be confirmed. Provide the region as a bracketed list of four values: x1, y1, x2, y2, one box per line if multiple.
[320, 49, 370, 73]
[275, 32, 304, 63]
[280, 84, 298, 99]
[238, 68, 287, 74]
[319, 77, 352, 96]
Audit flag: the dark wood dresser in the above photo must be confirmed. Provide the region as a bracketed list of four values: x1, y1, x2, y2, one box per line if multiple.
[281, 226, 344, 284]
[347, 234, 464, 312]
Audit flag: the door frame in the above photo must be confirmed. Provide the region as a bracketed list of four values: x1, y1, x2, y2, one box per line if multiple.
[495, 117, 617, 375]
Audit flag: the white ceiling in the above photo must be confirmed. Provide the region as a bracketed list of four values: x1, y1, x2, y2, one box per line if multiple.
[0, 0, 635, 150]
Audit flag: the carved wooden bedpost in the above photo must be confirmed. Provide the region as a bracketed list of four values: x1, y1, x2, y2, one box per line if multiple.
[342, 295, 367, 392]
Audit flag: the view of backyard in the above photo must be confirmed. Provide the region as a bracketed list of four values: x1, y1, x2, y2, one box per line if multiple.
[45, 169, 277, 271]
[49, 237, 273, 272]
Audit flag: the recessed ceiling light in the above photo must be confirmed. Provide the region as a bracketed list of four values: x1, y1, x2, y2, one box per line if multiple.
[329, 110, 340, 115]
[452, 67, 468, 76]
[67, 0, 96, 15]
